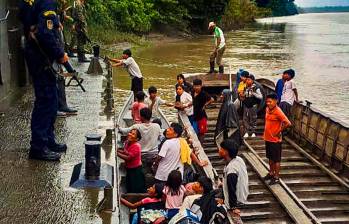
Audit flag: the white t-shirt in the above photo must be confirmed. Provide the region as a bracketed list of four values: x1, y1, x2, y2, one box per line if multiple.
[145, 96, 166, 119]
[179, 92, 193, 116]
[119, 123, 161, 153]
[155, 138, 184, 181]
[223, 156, 249, 209]
[122, 57, 143, 79]
[281, 80, 297, 105]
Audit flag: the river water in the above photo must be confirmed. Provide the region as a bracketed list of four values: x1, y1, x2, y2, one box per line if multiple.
[115, 13, 349, 124]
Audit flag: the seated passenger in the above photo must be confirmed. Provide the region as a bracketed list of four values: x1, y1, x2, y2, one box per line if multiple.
[121, 183, 164, 224]
[119, 108, 162, 158]
[175, 85, 194, 124]
[180, 181, 204, 212]
[163, 170, 187, 220]
[219, 139, 249, 216]
[145, 86, 173, 119]
[117, 129, 145, 193]
[132, 91, 147, 123]
[190, 176, 229, 223]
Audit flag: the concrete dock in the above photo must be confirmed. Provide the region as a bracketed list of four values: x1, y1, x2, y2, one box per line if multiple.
[0, 57, 117, 224]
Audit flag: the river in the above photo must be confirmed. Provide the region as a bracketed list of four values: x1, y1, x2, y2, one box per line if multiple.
[114, 13, 349, 124]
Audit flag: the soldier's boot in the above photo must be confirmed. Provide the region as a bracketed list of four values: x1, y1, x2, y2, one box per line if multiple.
[218, 65, 224, 79]
[219, 65, 224, 74]
[209, 61, 215, 74]
[67, 51, 76, 57]
[29, 146, 61, 161]
[78, 53, 90, 63]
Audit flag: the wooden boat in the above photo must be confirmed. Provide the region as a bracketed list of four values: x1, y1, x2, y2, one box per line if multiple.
[114, 92, 170, 223]
[180, 72, 349, 224]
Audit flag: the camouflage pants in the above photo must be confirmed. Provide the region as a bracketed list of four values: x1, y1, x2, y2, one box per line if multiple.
[77, 31, 87, 54]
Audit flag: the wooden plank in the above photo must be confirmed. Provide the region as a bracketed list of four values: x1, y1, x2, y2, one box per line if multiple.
[243, 152, 314, 224]
[286, 137, 349, 189]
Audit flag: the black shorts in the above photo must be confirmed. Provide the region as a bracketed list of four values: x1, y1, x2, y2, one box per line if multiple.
[265, 141, 282, 162]
[131, 77, 143, 94]
[279, 101, 291, 118]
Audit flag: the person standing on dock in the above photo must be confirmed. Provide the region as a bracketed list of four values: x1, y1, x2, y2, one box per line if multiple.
[111, 49, 144, 96]
[208, 22, 226, 76]
[263, 94, 291, 185]
[19, 0, 69, 161]
[71, 0, 90, 62]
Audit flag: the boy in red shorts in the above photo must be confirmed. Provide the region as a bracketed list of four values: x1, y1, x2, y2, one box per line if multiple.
[190, 79, 213, 143]
[263, 93, 291, 185]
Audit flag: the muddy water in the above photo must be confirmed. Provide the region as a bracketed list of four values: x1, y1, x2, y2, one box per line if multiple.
[114, 13, 349, 124]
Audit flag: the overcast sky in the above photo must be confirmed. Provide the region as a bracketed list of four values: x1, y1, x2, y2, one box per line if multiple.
[295, 0, 349, 7]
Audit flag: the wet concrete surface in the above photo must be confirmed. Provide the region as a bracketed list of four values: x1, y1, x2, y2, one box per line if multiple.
[0, 57, 115, 224]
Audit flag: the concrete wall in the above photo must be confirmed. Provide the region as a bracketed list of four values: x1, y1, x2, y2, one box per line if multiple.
[0, 0, 28, 111]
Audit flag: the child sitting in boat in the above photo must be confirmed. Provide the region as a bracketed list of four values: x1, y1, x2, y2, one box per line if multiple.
[163, 170, 187, 220]
[120, 183, 165, 224]
[132, 91, 147, 123]
[117, 129, 145, 193]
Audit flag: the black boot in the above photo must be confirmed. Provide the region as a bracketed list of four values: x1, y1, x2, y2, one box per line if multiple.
[29, 146, 61, 161]
[48, 143, 68, 153]
[219, 65, 224, 74]
[78, 53, 90, 63]
[209, 61, 215, 73]
[67, 51, 76, 57]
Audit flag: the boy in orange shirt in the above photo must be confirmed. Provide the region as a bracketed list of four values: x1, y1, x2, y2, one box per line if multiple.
[263, 93, 291, 185]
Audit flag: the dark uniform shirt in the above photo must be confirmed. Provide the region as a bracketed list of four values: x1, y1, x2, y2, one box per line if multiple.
[19, 0, 65, 86]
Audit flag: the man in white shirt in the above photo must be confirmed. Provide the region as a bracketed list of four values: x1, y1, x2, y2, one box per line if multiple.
[208, 22, 226, 76]
[280, 69, 299, 118]
[155, 123, 184, 182]
[111, 49, 143, 96]
[118, 108, 161, 157]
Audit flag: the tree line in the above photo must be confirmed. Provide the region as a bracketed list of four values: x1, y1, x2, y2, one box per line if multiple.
[80, 0, 298, 34]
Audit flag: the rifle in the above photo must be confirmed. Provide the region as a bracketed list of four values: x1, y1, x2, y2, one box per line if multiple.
[31, 34, 86, 92]
[62, 61, 86, 92]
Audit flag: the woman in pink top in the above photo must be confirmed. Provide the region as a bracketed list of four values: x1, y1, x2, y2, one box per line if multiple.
[132, 91, 147, 123]
[163, 170, 186, 219]
[117, 129, 145, 193]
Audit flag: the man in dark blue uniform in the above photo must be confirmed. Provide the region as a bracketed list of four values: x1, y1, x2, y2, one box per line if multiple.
[19, 0, 69, 161]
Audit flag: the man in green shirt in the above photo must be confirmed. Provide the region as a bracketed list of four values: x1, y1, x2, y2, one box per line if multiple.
[208, 22, 226, 76]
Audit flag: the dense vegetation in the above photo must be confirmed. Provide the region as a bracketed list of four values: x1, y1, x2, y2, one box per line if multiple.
[74, 0, 298, 34]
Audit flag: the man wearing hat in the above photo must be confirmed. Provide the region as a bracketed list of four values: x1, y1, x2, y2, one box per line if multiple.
[208, 22, 226, 76]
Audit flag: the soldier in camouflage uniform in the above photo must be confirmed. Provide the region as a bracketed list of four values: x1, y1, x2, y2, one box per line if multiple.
[72, 0, 90, 62]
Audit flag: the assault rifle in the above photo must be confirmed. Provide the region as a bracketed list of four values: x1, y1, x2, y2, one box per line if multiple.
[62, 61, 86, 92]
